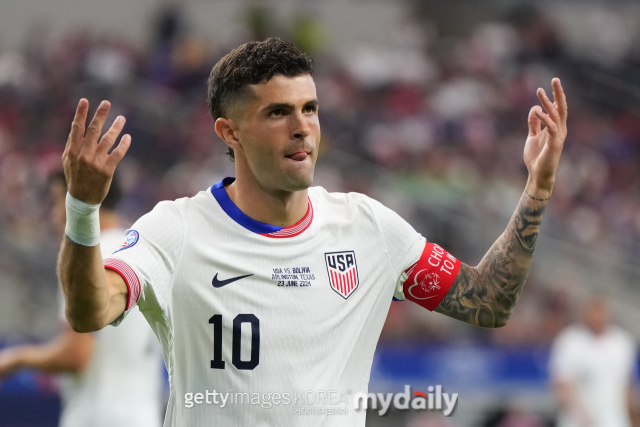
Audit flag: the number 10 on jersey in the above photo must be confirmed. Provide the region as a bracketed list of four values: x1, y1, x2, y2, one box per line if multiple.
[209, 314, 260, 370]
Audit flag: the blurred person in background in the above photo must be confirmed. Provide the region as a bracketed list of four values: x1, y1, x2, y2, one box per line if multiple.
[0, 171, 164, 427]
[550, 295, 637, 427]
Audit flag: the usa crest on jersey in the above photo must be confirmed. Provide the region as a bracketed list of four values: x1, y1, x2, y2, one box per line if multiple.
[325, 251, 359, 299]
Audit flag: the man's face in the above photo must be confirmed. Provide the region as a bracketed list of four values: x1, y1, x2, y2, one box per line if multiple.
[584, 299, 611, 335]
[233, 74, 320, 193]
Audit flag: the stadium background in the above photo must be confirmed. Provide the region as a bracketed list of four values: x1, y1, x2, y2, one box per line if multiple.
[1, 0, 640, 425]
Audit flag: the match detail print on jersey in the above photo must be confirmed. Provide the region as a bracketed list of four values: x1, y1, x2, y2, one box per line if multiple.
[210, 177, 313, 238]
[325, 251, 359, 299]
[402, 243, 461, 311]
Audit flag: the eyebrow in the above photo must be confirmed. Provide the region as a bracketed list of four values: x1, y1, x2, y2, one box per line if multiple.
[262, 99, 319, 112]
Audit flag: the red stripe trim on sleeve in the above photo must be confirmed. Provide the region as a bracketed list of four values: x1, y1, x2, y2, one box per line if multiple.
[104, 258, 141, 311]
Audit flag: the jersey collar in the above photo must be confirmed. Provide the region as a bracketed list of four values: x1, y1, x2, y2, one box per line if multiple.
[210, 177, 313, 238]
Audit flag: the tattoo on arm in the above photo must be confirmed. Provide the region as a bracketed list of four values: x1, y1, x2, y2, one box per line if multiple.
[434, 192, 546, 327]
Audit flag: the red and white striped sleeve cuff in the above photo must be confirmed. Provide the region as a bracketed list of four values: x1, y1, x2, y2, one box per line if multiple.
[104, 258, 141, 311]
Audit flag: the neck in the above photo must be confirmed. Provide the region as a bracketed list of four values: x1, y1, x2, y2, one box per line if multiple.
[99, 210, 121, 231]
[586, 323, 608, 336]
[226, 175, 308, 227]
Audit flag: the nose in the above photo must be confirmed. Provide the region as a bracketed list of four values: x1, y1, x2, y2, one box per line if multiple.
[291, 112, 311, 141]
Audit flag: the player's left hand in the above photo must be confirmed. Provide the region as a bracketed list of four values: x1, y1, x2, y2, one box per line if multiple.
[523, 78, 567, 195]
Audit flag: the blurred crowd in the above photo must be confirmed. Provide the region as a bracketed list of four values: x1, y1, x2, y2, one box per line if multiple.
[0, 3, 639, 354]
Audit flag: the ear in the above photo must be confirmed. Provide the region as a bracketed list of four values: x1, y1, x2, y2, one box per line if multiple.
[215, 117, 241, 151]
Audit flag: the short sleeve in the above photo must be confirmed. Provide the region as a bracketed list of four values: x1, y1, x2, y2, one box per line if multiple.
[104, 201, 184, 326]
[619, 329, 637, 380]
[549, 329, 579, 382]
[367, 198, 426, 299]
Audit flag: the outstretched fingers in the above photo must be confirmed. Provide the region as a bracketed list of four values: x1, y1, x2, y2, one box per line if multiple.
[106, 134, 132, 168]
[83, 100, 111, 148]
[96, 116, 126, 156]
[64, 99, 89, 156]
[552, 78, 567, 125]
[536, 87, 560, 127]
[61, 99, 131, 205]
[534, 108, 558, 136]
[528, 106, 542, 136]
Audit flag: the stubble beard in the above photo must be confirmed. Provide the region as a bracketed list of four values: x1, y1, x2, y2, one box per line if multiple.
[280, 166, 314, 192]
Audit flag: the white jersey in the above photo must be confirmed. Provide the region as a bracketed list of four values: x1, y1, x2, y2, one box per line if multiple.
[550, 324, 636, 427]
[59, 228, 164, 427]
[104, 177, 429, 426]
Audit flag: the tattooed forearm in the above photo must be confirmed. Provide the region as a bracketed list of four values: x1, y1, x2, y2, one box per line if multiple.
[434, 191, 546, 327]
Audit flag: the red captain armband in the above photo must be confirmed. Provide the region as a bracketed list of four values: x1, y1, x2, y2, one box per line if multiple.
[402, 243, 461, 311]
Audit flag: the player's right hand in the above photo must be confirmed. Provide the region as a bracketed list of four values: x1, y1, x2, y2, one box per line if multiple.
[62, 99, 131, 205]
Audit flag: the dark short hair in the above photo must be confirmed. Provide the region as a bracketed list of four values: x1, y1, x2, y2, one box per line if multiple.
[207, 37, 314, 160]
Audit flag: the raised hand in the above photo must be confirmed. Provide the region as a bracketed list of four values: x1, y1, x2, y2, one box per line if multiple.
[524, 78, 568, 195]
[435, 79, 568, 328]
[62, 99, 131, 205]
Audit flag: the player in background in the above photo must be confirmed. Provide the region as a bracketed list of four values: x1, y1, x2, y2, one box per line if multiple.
[56, 38, 567, 426]
[0, 172, 164, 427]
[550, 295, 638, 427]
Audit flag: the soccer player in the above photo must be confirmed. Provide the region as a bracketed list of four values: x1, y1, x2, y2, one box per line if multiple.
[57, 38, 567, 425]
[550, 296, 637, 427]
[0, 173, 164, 427]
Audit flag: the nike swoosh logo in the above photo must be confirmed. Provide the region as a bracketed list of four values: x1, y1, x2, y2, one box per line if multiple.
[212, 273, 253, 288]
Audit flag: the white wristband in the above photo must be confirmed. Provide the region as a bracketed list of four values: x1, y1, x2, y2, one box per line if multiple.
[65, 192, 101, 246]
